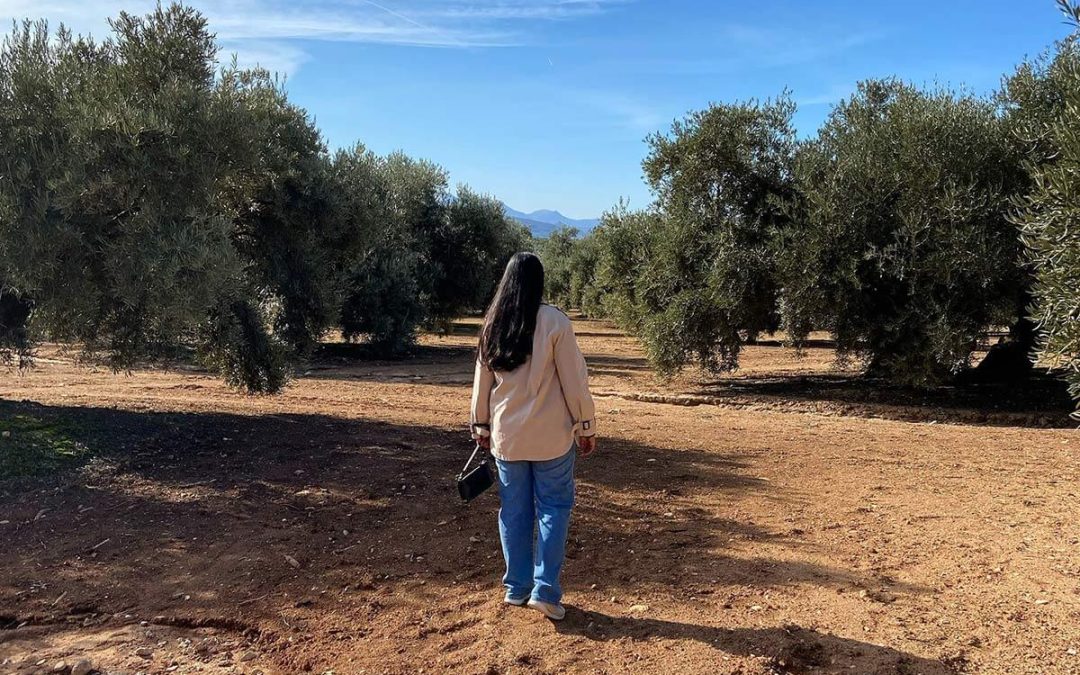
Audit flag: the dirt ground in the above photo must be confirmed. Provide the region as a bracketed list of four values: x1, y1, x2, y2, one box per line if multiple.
[1, 317, 1078, 675]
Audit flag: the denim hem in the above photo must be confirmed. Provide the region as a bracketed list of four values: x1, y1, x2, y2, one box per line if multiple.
[531, 591, 562, 604]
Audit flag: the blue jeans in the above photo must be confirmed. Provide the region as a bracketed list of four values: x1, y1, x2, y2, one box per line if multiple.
[495, 448, 576, 604]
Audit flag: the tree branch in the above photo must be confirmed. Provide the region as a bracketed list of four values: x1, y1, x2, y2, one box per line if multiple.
[1057, 0, 1080, 28]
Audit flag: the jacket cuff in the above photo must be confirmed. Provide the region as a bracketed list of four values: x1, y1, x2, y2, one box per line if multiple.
[470, 423, 491, 439]
[575, 419, 596, 438]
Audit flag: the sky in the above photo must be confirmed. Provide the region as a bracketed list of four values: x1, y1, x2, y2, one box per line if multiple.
[3, 1, 1076, 218]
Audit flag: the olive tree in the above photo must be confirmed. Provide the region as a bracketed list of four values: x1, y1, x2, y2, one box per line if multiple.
[0, 9, 246, 372]
[330, 149, 527, 354]
[1013, 11, 1080, 409]
[567, 230, 601, 313]
[537, 226, 580, 308]
[194, 69, 341, 392]
[0, 6, 345, 392]
[329, 146, 420, 355]
[622, 95, 796, 375]
[536, 226, 604, 313]
[783, 80, 1027, 385]
[437, 186, 529, 322]
[583, 204, 664, 333]
[0, 2, 546, 388]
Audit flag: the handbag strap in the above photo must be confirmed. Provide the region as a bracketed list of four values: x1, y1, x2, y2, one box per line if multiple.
[460, 443, 488, 474]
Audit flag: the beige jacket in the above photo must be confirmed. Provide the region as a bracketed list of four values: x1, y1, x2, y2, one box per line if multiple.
[471, 305, 597, 461]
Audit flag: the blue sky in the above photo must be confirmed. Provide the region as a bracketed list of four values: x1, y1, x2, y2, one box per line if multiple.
[4, 1, 1075, 217]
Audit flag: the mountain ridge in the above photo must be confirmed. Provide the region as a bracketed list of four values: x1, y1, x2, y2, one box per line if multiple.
[501, 203, 599, 237]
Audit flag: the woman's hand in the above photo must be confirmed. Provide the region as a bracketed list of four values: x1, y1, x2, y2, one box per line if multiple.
[476, 435, 491, 450]
[578, 435, 597, 457]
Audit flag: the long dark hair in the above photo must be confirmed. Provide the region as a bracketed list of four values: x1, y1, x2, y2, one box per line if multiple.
[479, 252, 545, 372]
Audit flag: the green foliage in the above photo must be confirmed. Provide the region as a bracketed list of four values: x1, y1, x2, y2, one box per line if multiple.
[1058, 0, 1080, 27]
[225, 69, 337, 361]
[1002, 41, 1080, 168]
[199, 296, 291, 393]
[438, 187, 530, 322]
[589, 97, 796, 375]
[1013, 38, 1080, 410]
[568, 8, 1080, 391]
[567, 232, 601, 313]
[585, 205, 663, 329]
[0, 6, 330, 392]
[340, 248, 424, 355]
[537, 226, 580, 308]
[784, 80, 1026, 385]
[329, 146, 424, 356]
[383, 160, 529, 328]
[0, 9, 242, 370]
[579, 82, 1037, 387]
[535, 226, 603, 314]
[329, 147, 527, 354]
[380, 152, 452, 329]
[0, 3, 523, 388]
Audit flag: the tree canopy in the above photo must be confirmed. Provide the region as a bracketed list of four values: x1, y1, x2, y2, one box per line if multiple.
[0, 4, 528, 390]
[783, 80, 1026, 385]
[543, 4, 1080, 413]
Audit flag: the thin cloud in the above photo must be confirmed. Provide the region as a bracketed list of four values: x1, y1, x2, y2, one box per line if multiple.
[426, 0, 629, 21]
[604, 25, 884, 76]
[221, 39, 310, 76]
[0, 0, 629, 75]
[720, 24, 883, 69]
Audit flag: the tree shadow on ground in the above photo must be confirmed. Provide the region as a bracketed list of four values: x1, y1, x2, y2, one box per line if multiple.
[556, 608, 959, 674]
[0, 399, 923, 594]
[303, 341, 476, 386]
[0, 398, 931, 671]
[582, 353, 653, 379]
[687, 371, 1076, 428]
[313, 340, 474, 363]
[306, 340, 646, 386]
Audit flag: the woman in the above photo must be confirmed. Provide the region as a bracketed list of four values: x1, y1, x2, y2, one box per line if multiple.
[470, 252, 597, 621]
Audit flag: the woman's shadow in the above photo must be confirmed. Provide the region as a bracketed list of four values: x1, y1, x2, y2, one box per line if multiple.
[554, 606, 961, 674]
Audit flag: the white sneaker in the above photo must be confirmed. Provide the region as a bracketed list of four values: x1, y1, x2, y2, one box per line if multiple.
[527, 598, 566, 621]
[504, 593, 529, 606]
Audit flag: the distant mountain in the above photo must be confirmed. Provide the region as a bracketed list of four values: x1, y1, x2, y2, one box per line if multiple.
[501, 203, 600, 238]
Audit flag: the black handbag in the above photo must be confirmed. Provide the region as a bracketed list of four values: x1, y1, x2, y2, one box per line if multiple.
[456, 443, 495, 502]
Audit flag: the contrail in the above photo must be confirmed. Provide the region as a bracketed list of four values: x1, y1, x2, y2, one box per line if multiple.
[356, 0, 466, 46]
[357, 0, 431, 32]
